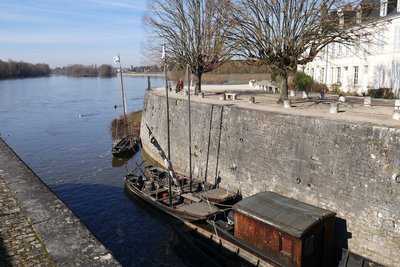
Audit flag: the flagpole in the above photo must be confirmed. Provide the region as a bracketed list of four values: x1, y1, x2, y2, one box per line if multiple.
[115, 54, 128, 133]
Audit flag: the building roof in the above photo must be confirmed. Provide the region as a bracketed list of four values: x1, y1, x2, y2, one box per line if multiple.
[233, 191, 336, 238]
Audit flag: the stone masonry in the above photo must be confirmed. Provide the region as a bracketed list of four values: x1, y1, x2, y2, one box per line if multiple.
[141, 89, 400, 266]
[0, 175, 56, 266]
[0, 139, 121, 266]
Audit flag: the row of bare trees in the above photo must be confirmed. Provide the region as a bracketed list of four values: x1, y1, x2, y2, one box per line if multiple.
[52, 64, 114, 77]
[0, 60, 50, 79]
[143, 0, 386, 101]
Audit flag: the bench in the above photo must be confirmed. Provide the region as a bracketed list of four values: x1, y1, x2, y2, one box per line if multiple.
[225, 93, 238, 100]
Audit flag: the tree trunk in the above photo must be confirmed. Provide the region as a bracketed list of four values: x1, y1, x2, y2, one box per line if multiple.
[194, 72, 202, 95]
[278, 71, 289, 103]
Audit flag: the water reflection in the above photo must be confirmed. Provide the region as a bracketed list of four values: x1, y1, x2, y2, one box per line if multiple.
[112, 157, 130, 168]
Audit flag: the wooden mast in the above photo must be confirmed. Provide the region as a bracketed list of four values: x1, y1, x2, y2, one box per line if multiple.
[162, 44, 173, 207]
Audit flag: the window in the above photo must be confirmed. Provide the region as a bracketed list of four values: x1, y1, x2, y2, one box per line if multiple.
[377, 29, 385, 52]
[337, 44, 342, 57]
[331, 67, 334, 84]
[304, 235, 314, 257]
[356, 7, 362, 23]
[374, 65, 384, 88]
[354, 66, 359, 85]
[311, 68, 315, 79]
[280, 236, 292, 256]
[394, 26, 400, 51]
[391, 63, 400, 92]
[331, 43, 336, 57]
[380, 0, 388, 17]
[320, 68, 325, 83]
[337, 67, 341, 83]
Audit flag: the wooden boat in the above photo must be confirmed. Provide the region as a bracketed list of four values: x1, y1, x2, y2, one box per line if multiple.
[112, 135, 140, 158]
[124, 165, 238, 221]
[125, 50, 238, 221]
[112, 54, 139, 158]
[175, 191, 337, 267]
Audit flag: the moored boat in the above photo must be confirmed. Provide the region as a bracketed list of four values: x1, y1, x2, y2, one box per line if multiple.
[111, 54, 139, 158]
[124, 165, 238, 221]
[112, 135, 140, 158]
[175, 191, 338, 267]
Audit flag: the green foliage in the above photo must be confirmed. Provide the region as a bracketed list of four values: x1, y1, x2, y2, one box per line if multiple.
[310, 82, 327, 93]
[293, 71, 313, 92]
[0, 60, 50, 79]
[367, 88, 396, 99]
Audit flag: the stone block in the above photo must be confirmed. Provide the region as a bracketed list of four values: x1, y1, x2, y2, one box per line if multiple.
[364, 96, 372, 107]
[330, 102, 339, 113]
[393, 109, 400, 120]
[283, 99, 291, 108]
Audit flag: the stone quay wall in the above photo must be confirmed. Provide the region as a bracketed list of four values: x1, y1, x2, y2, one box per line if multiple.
[141, 90, 400, 266]
[0, 139, 121, 266]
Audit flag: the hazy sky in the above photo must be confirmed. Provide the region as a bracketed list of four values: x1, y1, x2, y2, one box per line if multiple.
[0, 0, 148, 68]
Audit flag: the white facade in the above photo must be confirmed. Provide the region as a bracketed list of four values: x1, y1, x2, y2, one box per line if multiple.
[302, 3, 400, 97]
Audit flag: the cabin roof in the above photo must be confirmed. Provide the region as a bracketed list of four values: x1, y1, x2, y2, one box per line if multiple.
[233, 191, 336, 238]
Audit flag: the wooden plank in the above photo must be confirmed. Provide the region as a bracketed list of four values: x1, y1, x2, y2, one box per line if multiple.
[181, 193, 202, 203]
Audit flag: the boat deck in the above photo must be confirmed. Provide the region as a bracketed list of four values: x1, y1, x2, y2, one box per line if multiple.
[197, 187, 237, 202]
[175, 201, 219, 217]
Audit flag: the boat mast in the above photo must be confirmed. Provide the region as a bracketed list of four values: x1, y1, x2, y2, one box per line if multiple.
[117, 54, 128, 128]
[187, 64, 192, 192]
[162, 44, 173, 207]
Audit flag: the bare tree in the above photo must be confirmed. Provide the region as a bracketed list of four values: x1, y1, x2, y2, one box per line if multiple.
[143, 0, 234, 93]
[231, 0, 386, 102]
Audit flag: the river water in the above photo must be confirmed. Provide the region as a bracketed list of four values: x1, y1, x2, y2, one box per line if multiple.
[0, 76, 193, 267]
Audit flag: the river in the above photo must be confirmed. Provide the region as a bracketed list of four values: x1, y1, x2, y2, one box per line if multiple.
[0, 76, 194, 267]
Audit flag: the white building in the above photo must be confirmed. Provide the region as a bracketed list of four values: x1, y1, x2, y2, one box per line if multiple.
[302, 0, 400, 97]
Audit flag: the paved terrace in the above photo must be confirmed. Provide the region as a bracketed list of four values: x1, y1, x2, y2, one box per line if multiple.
[0, 139, 121, 266]
[152, 84, 400, 128]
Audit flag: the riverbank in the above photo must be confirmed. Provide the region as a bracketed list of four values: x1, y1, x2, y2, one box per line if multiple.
[0, 138, 121, 266]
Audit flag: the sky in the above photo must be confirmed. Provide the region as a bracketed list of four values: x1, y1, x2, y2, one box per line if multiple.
[0, 0, 148, 68]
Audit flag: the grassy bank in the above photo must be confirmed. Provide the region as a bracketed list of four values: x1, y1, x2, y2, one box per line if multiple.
[110, 110, 142, 140]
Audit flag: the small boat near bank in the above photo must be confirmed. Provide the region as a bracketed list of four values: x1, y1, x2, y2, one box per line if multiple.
[111, 135, 140, 158]
[112, 54, 139, 158]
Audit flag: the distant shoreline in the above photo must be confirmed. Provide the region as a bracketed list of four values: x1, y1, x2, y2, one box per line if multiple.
[123, 72, 163, 77]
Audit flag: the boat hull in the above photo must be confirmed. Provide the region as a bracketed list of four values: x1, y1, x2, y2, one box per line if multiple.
[124, 175, 219, 222]
[112, 136, 140, 158]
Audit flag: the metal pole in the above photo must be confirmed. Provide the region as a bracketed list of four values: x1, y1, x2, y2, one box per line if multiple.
[187, 64, 192, 192]
[164, 51, 172, 207]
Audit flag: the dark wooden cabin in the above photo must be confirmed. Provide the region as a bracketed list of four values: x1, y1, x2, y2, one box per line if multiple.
[233, 191, 336, 267]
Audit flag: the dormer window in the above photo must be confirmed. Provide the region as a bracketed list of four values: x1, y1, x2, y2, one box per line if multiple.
[338, 9, 344, 28]
[356, 6, 362, 23]
[380, 0, 388, 17]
